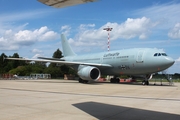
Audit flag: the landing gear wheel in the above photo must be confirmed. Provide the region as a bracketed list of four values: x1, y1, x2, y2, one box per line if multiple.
[116, 78, 120, 83]
[110, 78, 119, 83]
[83, 80, 89, 84]
[146, 81, 149, 85]
[110, 78, 113, 83]
[79, 78, 83, 83]
[142, 80, 149, 85]
[78, 78, 89, 84]
[142, 81, 145, 85]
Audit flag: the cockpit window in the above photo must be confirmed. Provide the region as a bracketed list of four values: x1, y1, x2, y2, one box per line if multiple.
[161, 53, 167, 56]
[154, 53, 168, 57]
[154, 53, 158, 56]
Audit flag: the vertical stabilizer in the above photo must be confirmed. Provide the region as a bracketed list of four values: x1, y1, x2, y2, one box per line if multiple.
[61, 34, 76, 57]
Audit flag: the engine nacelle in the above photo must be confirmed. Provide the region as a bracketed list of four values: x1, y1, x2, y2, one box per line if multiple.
[77, 66, 101, 81]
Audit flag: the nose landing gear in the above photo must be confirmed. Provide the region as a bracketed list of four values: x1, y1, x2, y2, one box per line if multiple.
[142, 80, 149, 85]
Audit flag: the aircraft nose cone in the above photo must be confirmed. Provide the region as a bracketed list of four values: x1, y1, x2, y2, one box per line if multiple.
[165, 57, 175, 67]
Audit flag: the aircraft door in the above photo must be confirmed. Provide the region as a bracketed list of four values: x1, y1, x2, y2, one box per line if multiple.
[136, 50, 144, 63]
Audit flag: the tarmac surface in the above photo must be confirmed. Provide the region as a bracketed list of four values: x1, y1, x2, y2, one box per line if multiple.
[0, 79, 180, 120]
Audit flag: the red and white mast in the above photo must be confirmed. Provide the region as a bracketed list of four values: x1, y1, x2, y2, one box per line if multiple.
[103, 27, 113, 51]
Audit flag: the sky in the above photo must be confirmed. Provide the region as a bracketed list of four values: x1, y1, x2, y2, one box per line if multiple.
[0, 0, 180, 74]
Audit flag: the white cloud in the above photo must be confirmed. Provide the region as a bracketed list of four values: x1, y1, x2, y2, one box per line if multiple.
[135, 2, 180, 20]
[69, 17, 156, 48]
[61, 25, 71, 36]
[0, 26, 59, 51]
[39, 31, 58, 41]
[168, 23, 180, 39]
[0, 8, 59, 51]
[111, 17, 154, 40]
[176, 57, 180, 62]
[65, 2, 180, 53]
[14, 26, 58, 43]
[79, 24, 95, 30]
[14, 30, 36, 45]
[31, 49, 42, 53]
[134, 2, 180, 31]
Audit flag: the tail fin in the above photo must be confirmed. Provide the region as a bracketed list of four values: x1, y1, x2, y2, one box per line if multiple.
[61, 34, 76, 57]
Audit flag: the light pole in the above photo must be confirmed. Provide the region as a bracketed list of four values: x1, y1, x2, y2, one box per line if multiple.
[103, 27, 113, 51]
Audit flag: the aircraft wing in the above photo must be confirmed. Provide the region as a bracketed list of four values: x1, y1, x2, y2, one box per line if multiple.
[37, 57, 65, 61]
[5, 57, 112, 67]
[38, 0, 97, 8]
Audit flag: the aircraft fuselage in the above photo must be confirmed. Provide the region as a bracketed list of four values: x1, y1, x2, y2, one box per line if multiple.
[65, 48, 174, 76]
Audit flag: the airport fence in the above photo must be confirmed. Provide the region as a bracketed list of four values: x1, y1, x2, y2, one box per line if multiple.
[0, 73, 51, 80]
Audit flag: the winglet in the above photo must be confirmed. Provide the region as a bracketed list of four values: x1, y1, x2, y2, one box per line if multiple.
[61, 34, 76, 57]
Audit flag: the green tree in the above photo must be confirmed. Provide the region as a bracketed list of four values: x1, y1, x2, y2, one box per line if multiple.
[49, 49, 63, 68]
[51, 48, 76, 77]
[44, 66, 63, 78]
[1, 48, 76, 78]
[31, 62, 47, 74]
[173, 73, 180, 79]
[47, 49, 64, 78]
[9, 63, 47, 76]
[53, 48, 62, 58]
[9, 66, 27, 76]
[0, 53, 8, 74]
[10, 53, 26, 68]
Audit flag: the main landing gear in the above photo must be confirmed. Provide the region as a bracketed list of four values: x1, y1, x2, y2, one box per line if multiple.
[78, 78, 89, 84]
[110, 77, 120, 83]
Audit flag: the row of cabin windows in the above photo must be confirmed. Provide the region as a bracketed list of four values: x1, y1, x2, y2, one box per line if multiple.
[154, 53, 167, 56]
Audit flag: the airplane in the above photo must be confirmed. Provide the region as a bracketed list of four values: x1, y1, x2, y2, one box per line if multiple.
[5, 34, 175, 85]
[38, 0, 97, 8]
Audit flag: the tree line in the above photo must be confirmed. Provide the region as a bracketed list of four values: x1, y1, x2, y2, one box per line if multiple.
[0, 49, 76, 78]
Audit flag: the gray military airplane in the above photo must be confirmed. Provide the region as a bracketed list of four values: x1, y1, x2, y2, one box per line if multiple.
[5, 34, 174, 85]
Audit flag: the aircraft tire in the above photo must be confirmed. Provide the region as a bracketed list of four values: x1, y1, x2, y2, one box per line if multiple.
[142, 81, 145, 85]
[110, 78, 119, 83]
[142, 80, 149, 85]
[110, 78, 114, 83]
[79, 78, 89, 84]
[146, 81, 149, 85]
[83, 80, 89, 84]
[79, 78, 83, 83]
[116, 78, 120, 83]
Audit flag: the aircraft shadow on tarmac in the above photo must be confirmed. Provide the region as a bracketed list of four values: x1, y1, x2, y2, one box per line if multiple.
[73, 102, 180, 120]
[88, 81, 174, 87]
[14, 80, 80, 84]
[14, 79, 175, 87]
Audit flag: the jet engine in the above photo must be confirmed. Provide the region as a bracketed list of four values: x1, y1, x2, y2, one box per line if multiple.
[77, 66, 101, 81]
